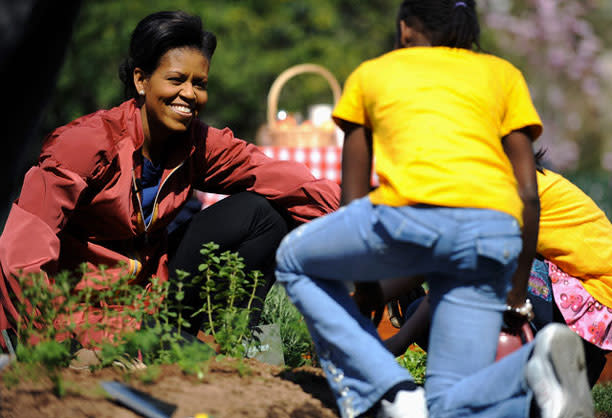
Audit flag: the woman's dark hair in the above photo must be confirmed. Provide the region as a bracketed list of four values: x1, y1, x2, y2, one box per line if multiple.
[396, 0, 481, 50]
[118, 10, 217, 99]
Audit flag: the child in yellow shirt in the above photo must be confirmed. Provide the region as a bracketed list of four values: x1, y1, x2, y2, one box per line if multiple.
[275, 2, 591, 417]
[530, 155, 612, 387]
[384, 151, 612, 389]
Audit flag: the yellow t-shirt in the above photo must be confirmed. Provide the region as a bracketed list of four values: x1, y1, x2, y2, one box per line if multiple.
[537, 169, 612, 306]
[333, 47, 542, 223]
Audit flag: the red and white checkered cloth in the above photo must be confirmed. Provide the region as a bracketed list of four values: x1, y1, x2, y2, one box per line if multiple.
[260, 146, 344, 183]
[195, 146, 377, 207]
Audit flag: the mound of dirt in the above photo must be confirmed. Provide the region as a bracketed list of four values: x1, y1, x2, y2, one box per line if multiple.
[4, 358, 610, 418]
[0, 359, 339, 418]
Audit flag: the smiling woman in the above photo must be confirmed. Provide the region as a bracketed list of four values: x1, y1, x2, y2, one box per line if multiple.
[0, 11, 340, 349]
[135, 47, 211, 161]
[136, 47, 211, 150]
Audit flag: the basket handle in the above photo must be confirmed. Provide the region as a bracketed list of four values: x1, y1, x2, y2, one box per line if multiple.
[266, 63, 342, 127]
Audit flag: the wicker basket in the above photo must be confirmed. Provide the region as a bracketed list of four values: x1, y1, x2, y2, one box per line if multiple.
[256, 63, 341, 147]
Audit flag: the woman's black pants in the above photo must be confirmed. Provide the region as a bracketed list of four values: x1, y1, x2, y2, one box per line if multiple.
[167, 192, 289, 334]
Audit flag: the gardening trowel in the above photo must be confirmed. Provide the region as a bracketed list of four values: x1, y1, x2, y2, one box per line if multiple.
[101, 380, 176, 418]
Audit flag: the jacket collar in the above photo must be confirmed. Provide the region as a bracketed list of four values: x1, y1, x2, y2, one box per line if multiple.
[125, 99, 144, 150]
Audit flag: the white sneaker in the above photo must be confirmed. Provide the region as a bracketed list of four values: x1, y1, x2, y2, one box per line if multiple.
[525, 323, 594, 418]
[377, 387, 428, 418]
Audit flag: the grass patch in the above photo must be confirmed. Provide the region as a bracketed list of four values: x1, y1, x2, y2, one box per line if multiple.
[594, 382, 612, 414]
[261, 284, 315, 368]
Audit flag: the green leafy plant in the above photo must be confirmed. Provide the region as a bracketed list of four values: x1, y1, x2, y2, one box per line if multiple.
[593, 382, 612, 414]
[261, 284, 316, 368]
[397, 345, 427, 386]
[12, 269, 86, 395]
[5, 242, 265, 392]
[191, 242, 263, 358]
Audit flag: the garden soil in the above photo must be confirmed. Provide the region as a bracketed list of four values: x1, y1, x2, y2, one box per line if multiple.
[2, 359, 611, 418]
[0, 359, 339, 418]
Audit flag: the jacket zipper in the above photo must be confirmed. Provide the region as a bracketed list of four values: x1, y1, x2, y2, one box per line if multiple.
[132, 161, 185, 237]
[132, 170, 147, 233]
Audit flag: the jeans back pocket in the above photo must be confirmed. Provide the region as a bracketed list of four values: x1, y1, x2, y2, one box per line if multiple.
[375, 205, 440, 248]
[476, 224, 522, 266]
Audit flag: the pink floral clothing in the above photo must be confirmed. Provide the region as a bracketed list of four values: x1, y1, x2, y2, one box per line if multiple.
[549, 260, 612, 350]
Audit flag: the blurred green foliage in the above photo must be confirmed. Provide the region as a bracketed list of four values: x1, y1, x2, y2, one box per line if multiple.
[43, 1, 403, 142]
[566, 170, 612, 217]
[593, 382, 612, 414]
[261, 284, 315, 368]
[42, 2, 497, 140]
[38, 2, 612, 211]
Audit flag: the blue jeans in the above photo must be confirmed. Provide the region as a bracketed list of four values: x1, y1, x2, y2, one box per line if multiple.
[275, 197, 535, 418]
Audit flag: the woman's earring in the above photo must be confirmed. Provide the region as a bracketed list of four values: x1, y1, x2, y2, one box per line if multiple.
[139, 90, 145, 96]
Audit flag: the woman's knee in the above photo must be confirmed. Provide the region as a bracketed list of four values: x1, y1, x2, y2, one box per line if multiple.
[275, 230, 301, 281]
[236, 192, 289, 239]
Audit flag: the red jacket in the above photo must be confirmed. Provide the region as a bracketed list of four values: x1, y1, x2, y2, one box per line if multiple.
[0, 99, 340, 344]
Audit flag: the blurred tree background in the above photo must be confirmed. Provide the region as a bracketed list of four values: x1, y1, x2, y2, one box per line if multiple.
[42, 0, 400, 141]
[36, 0, 612, 212]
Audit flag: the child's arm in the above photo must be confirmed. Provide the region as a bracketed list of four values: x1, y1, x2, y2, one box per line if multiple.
[337, 120, 373, 206]
[502, 128, 540, 312]
[384, 295, 431, 357]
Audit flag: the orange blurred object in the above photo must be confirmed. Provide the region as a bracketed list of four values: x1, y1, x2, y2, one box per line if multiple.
[275, 115, 297, 131]
[376, 305, 401, 341]
[597, 353, 612, 383]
